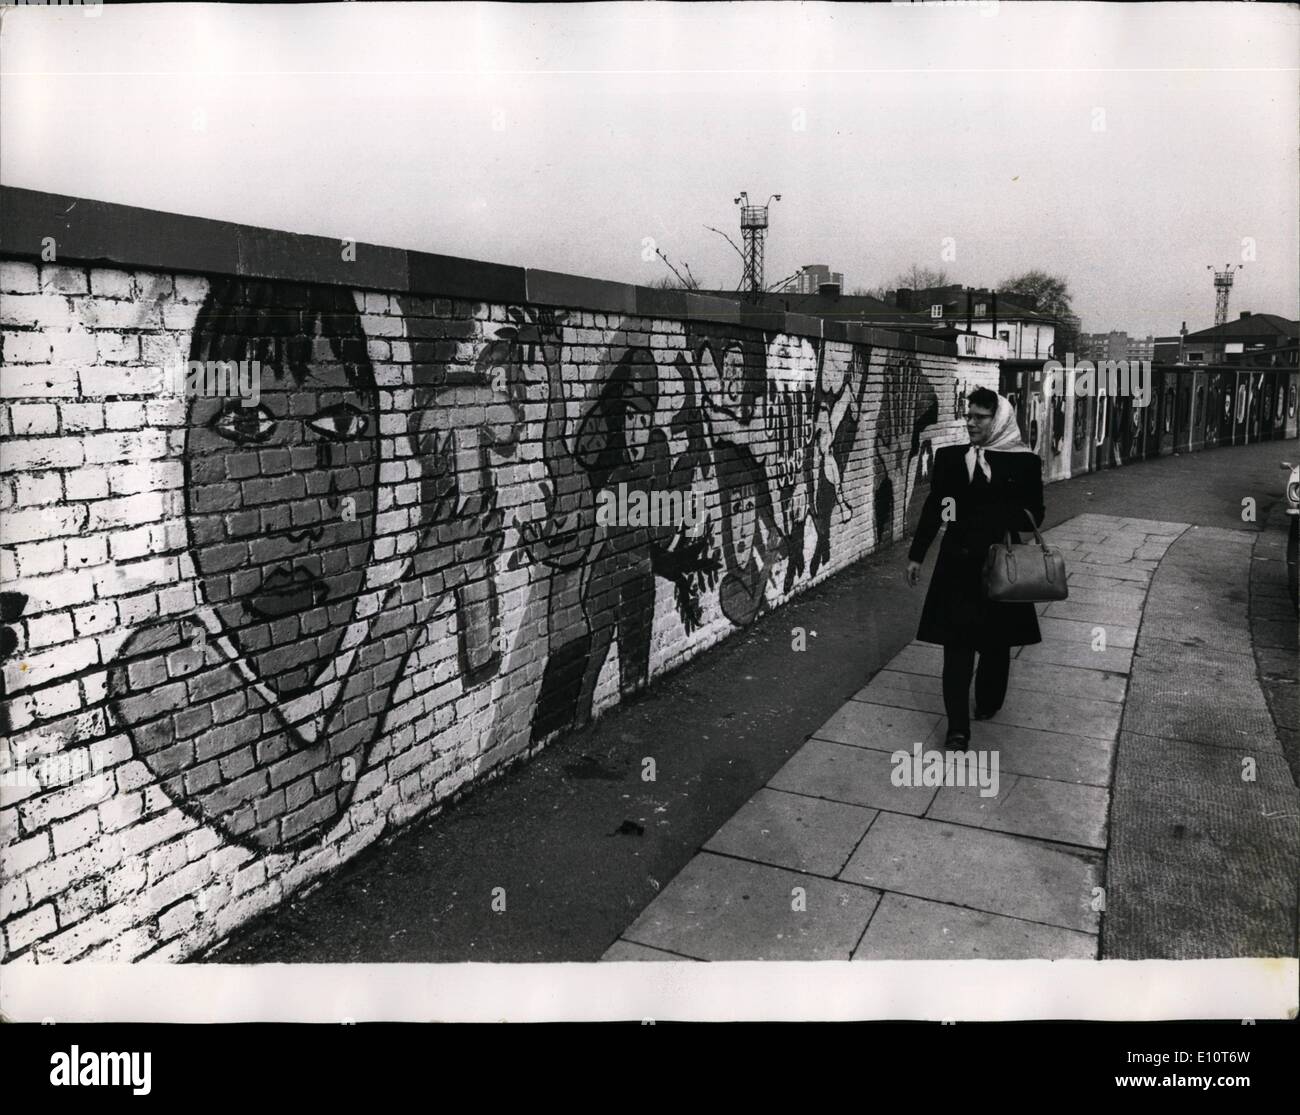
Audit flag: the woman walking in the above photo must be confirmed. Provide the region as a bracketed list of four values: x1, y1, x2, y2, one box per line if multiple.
[905, 388, 1044, 749]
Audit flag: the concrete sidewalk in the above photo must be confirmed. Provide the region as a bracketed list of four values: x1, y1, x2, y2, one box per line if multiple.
[605, 514, 1213, 961]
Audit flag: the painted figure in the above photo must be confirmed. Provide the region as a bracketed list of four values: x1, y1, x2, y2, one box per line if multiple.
[108, 279, 500, 851]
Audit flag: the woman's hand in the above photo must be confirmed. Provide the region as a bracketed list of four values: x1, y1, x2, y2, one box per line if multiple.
[906, 559, 922, 587]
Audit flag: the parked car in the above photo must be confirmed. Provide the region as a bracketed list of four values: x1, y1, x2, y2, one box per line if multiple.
[1284, 460, 1300, 516]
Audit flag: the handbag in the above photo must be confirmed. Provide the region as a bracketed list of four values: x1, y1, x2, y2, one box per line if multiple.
[983, 509, 1069, 603]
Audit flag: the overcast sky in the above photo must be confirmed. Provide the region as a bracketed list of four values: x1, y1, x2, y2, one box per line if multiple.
[2, 1, 1296, 336]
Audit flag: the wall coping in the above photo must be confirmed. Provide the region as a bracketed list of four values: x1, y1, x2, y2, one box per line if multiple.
[0, 186, 963, 356]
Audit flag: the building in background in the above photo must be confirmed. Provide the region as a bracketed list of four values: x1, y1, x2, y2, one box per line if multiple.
[793, 263, 845, 295]
[1180, 311, 1298, 366]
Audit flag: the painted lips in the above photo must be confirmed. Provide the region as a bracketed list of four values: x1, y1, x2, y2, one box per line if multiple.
[246, 565, 329, 618]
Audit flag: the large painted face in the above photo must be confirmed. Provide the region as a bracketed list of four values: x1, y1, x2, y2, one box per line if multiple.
[185, 333, 379, 698]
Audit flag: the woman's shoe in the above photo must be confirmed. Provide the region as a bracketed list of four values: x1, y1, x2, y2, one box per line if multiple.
[944, 731, 970, 750]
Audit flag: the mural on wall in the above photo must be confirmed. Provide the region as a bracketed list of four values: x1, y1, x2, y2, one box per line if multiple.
[108, 279, 507, 851]
[873, 356, 939, 546]
[103, 279, 936, 854]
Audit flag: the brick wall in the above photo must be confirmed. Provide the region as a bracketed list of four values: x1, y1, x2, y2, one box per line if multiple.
[0, 190, 997, 962]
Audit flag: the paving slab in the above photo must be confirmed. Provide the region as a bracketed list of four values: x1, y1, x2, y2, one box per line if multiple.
[1053, 581, 1149, 605]
[975, 688, 1122, 741]
[702, 787, 876, 877]
[881, 642, 945, 677]
[1067, 561, 1154, 584]
[839, 812, 1103, 933]
[860, 663, 1127, 705]
[851, 680, 947, 716]
[811, 701, 942, 754]
[853, 893, 1098, 961]
[926, 719, 1115, 786]
[1014, 639, 1134, 674]
[621, 853, 881, 961]
[769, 738, 938, 814]
[1042, 600, 1145, 626]
[927, 773, 1110, 849]
[1038, 616, 1137, 648]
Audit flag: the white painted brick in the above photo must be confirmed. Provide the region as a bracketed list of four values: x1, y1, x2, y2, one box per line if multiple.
[23, 611, 73, 649]
[48, 331, 98, 367]
[5, 640, 97, 694]
[83, 429, 168, 463]
[96, 331, 141, 362]
[89, 269, 135, 299]
[39, 266, 88, 295]
[59, 402, 105, 432]
[86, 493, 167, 532]
[1, 505, 87, 544]
[8, 403, 59, 435]
[108, 460, 183, 496]
[0, 261, 41, 294]
[173, 275, 208, 303]
[5, 831, 52, 875]
[31, 679, 82, 721]
[1, 294, 76, 330]
[13, 538, 65, 577]
[1, 360, 80, 397]
[64, 535, 108, 569]
[63, 465, 110, 501]
[6, 903, 58, 951]
[0, 437, 85, 472]
[0, 876, 29, 920]
[79, 364, 165, 397]
[14, 471, 62, 506]
[103, 401, 148, 429]
[72, 601, 117, 637]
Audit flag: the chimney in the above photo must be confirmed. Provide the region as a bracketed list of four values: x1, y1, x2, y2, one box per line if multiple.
[1239, 311, 1252, 319]
[818, 282, 841, 299]
[965, 288, 973, 331]
[896, 288, 913, 312]
[991, 291, 998, 335]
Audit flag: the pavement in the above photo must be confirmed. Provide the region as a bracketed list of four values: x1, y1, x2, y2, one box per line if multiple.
[210, 438, 1300, 963]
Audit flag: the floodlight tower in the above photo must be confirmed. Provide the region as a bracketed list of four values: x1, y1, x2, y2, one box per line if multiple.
[735, 191, 780, 302]
[1206, 263, 1242, 326]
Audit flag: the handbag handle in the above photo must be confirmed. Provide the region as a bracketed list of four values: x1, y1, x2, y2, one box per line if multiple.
[1001, 508, 1047, 553]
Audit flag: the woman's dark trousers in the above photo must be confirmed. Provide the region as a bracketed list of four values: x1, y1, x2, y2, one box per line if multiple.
[942, 645, 1010, 735]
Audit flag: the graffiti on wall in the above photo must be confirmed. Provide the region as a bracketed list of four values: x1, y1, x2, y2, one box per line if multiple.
[104, 279, 948, 853]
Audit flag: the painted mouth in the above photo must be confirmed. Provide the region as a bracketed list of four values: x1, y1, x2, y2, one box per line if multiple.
[246, 564, 330, 619]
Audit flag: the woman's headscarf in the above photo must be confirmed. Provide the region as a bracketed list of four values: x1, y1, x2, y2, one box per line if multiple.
[967, 393, 1034, 482]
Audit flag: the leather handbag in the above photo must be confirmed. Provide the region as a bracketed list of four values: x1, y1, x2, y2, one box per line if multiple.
[983, 509, 1069, 603]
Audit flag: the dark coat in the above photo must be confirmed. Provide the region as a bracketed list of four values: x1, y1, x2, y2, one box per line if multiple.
[907, 444, 1045, 649]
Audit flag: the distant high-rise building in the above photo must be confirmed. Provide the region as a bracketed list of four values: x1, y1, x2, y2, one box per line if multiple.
[795, 264, 844, 294]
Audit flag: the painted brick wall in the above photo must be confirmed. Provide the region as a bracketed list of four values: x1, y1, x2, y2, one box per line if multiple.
[0, 228, 997, 961]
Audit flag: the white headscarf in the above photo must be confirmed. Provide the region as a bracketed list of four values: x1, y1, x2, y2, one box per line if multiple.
[966, 393, 1035, 482]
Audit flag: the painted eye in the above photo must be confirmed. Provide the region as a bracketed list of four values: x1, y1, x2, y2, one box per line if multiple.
[308, 404, 369, 441]
[209, 403, 276, 443]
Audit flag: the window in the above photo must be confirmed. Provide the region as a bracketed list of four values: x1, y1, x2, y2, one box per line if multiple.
[930, 304, 943, 319]
[975, 303, 987, 316]
[998, 330, 1010, 343]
